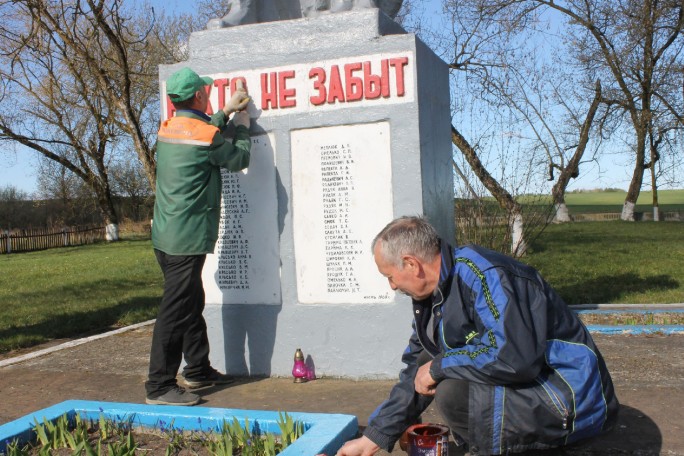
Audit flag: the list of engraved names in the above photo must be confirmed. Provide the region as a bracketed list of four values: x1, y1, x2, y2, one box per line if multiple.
[216, 172, 250, 290]
[202, 134, 281, 305]
[292, 123, 394, 304]
[321, 142, 362, 294]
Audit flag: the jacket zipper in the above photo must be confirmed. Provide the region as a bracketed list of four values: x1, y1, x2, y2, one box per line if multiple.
[415, 285, 447, 357]
[535, 378, 570, 430]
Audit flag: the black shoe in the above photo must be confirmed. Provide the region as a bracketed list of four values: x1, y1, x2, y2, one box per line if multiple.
[146, 386, 200, 406]
[183, 369, 235, 388]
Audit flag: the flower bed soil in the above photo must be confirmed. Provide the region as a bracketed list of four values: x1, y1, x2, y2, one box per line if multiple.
[578, 312, 684, 326]
[22, 427, 275, 456]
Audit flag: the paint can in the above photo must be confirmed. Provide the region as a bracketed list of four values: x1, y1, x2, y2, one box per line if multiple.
[406, 423, 450, 456]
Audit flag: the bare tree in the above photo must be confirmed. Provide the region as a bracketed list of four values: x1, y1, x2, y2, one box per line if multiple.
[36, 159, 100, 227]
[109, 158, 153, 222]
[471, 57, 607, 224]
[410, 1, 579, 254]
[643, 98, 684, 220]
[549, 80, 605, 222]
[0, 0, 186, 240]
[451, 125, 530, 255]
[473, 0, 684, 221]
[0, 185, 30, 229]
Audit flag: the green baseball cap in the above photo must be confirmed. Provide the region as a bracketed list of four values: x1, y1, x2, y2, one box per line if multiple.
[166, 67, 213, 102]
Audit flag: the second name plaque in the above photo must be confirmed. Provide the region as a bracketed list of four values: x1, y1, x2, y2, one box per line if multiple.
[292, 122, 394, 304]
[203, 134, 281, 305]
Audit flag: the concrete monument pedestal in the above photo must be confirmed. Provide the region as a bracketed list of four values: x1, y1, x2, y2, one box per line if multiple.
[159, 9, 453, 378]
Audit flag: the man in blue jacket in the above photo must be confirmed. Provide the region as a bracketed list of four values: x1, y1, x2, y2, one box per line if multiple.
[337, 216, 618, 456]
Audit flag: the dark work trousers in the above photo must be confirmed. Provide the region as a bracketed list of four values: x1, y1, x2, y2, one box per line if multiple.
[145, 250, 212, 398]
[417, 351, 470, 445]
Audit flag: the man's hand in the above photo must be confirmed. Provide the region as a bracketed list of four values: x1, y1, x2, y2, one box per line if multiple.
[232, 110, 250, 129]
[335, 436, 380, 456]
[415, 361, 437, 396]
[223, 80, 250, 115]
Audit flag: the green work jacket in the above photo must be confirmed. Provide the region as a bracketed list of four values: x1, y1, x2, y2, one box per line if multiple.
[152, 109, 251, 255]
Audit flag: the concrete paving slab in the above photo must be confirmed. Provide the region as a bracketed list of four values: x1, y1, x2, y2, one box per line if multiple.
[0, 324, 682, 455]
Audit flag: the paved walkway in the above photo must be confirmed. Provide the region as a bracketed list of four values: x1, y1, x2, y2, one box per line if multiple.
[1, 322, 682, 455]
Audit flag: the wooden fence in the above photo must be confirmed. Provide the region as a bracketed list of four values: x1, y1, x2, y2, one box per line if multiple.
[0, 226, 105, 254]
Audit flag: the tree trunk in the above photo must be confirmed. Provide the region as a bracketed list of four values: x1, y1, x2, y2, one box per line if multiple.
[621, 128, 647, 221]
[451, 124, 526, 256]
[552, 80, 602, 223]
[510, 210, 527, 256]
[651, 168, 660, 222]
[94, 183, 120, 242]
[553, 202, 573, 223]
[105, 223, 120, 241]
[622, 200, 636, 221]
[649, 131, 660, 222]
[452, 159, 480, 200]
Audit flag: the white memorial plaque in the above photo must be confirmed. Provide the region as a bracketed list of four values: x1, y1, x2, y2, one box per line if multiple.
[203, 134, 281, 305]
[292, 122, 394, 304]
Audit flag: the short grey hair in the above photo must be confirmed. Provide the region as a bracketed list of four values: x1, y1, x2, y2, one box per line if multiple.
[372, 216, 440, 267]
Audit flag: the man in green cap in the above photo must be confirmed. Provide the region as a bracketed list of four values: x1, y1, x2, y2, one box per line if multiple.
[145, 67, 251, 406]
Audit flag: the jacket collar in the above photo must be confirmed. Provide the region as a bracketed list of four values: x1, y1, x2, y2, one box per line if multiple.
[436, 238, 455, 301]
[411, 238, 455, 308]
[175, 109, 212, 122]
[410, 239, 456, 355]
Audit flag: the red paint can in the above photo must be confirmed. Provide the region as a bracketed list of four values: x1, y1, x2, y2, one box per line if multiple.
[406, 423, 449, 456]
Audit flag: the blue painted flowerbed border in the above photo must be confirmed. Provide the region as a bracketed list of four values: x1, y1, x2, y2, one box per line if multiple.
[0, 400, 358, 455]
[574, 308, 684, 334]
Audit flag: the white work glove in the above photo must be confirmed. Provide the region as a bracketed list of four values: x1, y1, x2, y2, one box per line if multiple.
[224, 80, 250, 114]
[232, 110, 250, 129]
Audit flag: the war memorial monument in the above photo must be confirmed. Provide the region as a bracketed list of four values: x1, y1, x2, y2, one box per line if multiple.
[158, 2, 454, 378]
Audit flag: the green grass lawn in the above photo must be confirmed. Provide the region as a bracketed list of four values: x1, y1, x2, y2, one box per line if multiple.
[1, 219, 683, 355]
[0, 239, 161, 353]
[524, 221, 684, 305]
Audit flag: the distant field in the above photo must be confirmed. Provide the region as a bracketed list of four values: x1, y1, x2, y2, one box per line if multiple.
[507, 189, 684, 214]
[564, 189, 684, 213]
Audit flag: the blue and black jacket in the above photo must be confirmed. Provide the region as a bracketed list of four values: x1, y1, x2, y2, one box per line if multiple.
[363, 240, 619, 455]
